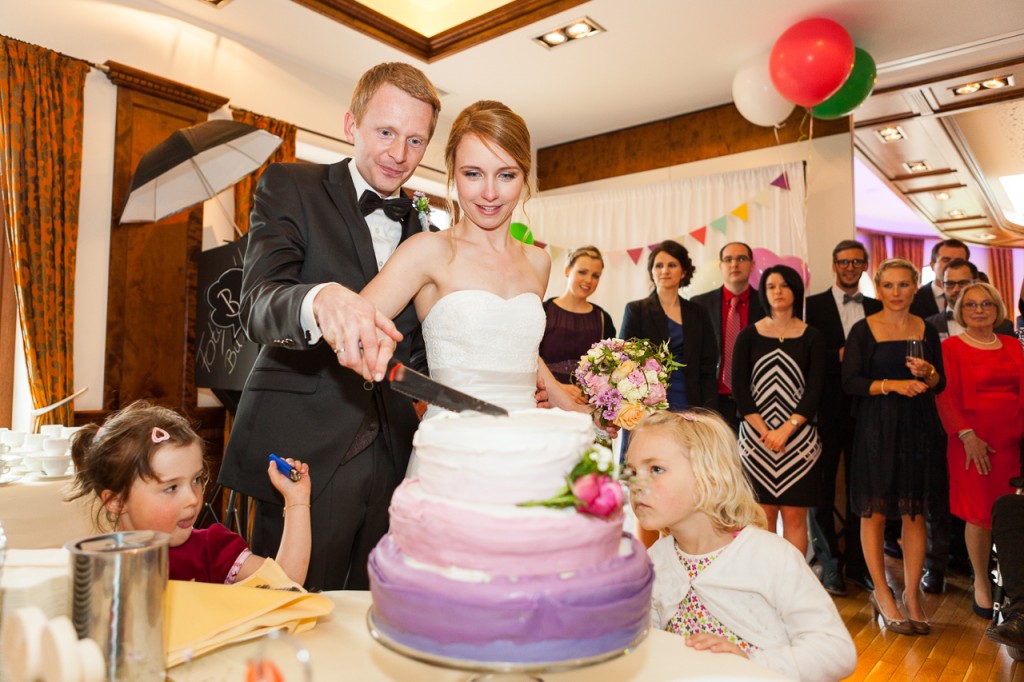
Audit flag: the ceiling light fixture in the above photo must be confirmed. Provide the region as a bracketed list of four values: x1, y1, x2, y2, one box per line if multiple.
[947, 209, 967, 219]
[534, 17, 605, 49]
[932, 191, 951, 201]
[875, 126, 906, 143]
[904, 160, 931, 173]
[951, 75, 1013, 96]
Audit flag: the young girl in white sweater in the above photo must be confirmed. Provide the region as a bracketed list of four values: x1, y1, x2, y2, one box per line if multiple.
[625, 410, 856, 682]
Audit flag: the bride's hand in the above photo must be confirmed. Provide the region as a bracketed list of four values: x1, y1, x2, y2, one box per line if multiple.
[534, 375, 551, 409]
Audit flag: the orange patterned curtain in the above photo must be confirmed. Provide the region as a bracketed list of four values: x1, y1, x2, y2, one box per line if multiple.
[867, 233, 888, 277]
[989, 247, 1015, 312]
[891, 236, 924, 271]
[0, 38, 89, 429]
[231, 109, 296, 234]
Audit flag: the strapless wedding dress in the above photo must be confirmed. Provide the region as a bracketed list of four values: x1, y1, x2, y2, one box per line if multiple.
[407, 290, 545, 476]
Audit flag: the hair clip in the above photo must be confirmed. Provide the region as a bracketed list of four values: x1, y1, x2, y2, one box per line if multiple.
[151, 427, 170, 443]
[681, 413, 699, 422]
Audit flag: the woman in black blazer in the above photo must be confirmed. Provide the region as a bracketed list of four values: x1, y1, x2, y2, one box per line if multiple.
[620, 240, 719, 412]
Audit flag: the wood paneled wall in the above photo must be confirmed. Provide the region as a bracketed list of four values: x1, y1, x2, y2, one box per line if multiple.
[537, 103, 851, 191]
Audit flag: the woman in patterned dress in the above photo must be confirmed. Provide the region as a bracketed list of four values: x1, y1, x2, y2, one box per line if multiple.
[625, 410, 855, 682]
[732, 265, 825, 556]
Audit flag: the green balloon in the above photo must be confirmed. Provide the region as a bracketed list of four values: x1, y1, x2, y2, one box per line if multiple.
[510, 222, 534, 244]
[811, 47, 877, 120]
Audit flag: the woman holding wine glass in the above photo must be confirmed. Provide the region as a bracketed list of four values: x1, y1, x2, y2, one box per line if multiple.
[842, 258, 945, 636]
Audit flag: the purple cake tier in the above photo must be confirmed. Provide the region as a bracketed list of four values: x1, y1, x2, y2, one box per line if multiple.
[368, 534, 654, 664]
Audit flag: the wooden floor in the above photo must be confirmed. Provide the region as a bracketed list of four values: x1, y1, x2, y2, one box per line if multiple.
[837, 556, 1023, 681]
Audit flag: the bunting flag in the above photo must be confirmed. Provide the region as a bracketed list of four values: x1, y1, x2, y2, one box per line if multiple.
[627, 247, 645, 265]
[648, 242, 662, 252]
[689, 226, 707, 245]
[770, 173, 790, 190]
[548, 245, 564, 263]
[607, 250, 626, 267]
[534, 240, 547, 249]
[750, 188, 773, 206]
[730, 204, 749, 222]
[710, 216, 728, 234]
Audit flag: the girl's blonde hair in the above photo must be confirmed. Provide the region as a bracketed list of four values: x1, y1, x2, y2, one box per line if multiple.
[630, 409, 767, 533]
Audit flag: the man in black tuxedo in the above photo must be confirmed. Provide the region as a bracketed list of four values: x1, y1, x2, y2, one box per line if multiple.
[910, 239, 970, 318]
[219, 63, 441, 591]
[692, 242, 766, 430]
[927, 259, 1016, 340]
[805, 239, 881, 596]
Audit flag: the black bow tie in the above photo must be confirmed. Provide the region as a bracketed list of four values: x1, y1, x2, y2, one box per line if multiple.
[843, 292, 864, 304]
[945, 310, 954, 320]
[358, 190, 413, 221]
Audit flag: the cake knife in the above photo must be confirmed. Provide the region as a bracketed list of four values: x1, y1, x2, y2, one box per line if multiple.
[386, 362, 508, 416]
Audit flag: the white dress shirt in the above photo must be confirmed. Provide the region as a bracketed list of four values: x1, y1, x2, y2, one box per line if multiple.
[830, 284, 866, 339]
[300, 165, 406, 345]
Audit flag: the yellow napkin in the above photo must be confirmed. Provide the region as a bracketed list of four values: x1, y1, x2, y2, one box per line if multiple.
[165, 576, 333, 668]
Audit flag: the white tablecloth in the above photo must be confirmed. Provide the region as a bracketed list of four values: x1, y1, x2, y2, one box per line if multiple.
[0, 478, 95, 549]
[170, 591, 789, 681]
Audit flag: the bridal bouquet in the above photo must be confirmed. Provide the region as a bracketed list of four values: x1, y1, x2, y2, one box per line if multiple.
[573, 338, 681, 430]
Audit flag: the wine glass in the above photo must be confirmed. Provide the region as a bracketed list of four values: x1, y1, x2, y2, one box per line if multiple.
[906, 339, 924, 360]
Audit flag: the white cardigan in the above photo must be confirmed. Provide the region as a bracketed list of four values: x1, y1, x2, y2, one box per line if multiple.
[649, 527, 856, 682]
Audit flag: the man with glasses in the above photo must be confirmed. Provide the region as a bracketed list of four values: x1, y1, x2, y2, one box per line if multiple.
[928, 259, 1015, 340]
[911, 239, 970, 318]
[805, 240, 881, 596]
[692, 242, 765, 431]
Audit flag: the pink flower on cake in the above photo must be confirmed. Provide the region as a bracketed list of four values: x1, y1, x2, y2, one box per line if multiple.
[573, 337, 682, 431]
[572, 473, 624, 517]
[520, 445, 623, 518]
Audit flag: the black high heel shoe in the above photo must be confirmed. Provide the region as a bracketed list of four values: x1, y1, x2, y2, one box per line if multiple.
[974, 595, 995, 620]
[869, 591, 915, 635]
[902, 593, 931, 635]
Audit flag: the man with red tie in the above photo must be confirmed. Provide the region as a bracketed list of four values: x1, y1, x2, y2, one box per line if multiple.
[692, 242, 766, 431]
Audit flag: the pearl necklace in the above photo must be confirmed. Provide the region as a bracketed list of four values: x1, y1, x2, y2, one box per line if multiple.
[965, 332, 1000, 346]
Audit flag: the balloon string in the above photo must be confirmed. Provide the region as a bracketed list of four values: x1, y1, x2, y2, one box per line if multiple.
[798, 113, 814, 285]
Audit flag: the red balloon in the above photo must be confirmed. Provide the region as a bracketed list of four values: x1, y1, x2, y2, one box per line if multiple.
[770, 18, 855, 107]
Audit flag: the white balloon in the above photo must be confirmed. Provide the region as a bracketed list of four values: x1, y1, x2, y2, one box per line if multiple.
[732, 55, 796, 127]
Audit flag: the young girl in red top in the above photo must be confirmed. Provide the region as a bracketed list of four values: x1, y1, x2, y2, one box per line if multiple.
[70, 401, 311, 586]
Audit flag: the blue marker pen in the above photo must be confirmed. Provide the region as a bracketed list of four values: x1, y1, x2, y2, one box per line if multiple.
[269, 453, 301, 482]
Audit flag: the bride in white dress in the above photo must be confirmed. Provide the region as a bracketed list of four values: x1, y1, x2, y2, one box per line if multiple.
[362, 100, 585, 467]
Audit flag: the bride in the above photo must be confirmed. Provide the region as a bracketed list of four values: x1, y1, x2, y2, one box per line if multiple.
[361, 100, 584, 440]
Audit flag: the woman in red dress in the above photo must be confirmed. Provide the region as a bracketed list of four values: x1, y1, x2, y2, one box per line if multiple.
[937, 282, 1024, 619]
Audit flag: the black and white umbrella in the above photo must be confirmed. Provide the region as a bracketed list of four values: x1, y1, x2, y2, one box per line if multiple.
[120, 119, 282, 223]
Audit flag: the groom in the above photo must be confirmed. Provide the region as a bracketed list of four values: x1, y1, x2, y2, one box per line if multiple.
[219, 63, 441, 591]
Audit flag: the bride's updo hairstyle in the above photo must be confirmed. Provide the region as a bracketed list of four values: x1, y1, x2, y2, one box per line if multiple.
[444, 100, 532, 226]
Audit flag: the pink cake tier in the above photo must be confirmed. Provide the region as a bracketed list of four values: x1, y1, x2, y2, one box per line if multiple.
[388, 478, 624, 575]
[369, 534, 653, 664]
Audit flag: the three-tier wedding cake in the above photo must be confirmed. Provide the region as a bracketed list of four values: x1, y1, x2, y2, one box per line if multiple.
[368, 409, 653, 664]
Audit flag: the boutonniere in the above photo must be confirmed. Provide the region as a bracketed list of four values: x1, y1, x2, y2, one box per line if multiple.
[412, 191, 431, 230]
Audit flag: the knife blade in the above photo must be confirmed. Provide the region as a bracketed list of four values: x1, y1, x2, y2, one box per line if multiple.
[386, 362, 508, 416]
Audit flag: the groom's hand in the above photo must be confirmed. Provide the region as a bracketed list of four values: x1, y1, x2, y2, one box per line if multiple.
[314, 283, 402, 382]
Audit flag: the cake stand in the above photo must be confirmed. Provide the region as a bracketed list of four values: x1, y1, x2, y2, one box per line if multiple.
[366, 606, 647, 681]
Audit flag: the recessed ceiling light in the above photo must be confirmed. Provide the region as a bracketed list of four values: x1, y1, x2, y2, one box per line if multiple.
[534, 17, 604, 49]
[951, 75, 1014, 96]
[932, 191, 951, 201]
[947, 209, 967, 219]
[904, 160, 931, 173]
[875, 126, 906, 143]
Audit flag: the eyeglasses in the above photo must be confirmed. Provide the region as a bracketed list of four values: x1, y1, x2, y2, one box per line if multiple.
[721, 256, 751, 264]
[834, 259, 866, 268]
[942, 279, 974, 289]
[962, 301, 996, 311]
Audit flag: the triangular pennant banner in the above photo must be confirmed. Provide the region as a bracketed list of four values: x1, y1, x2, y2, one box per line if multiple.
[648, 243, 661, 252]
[731, 204, 749, 222]
[548, 245, 564, 263]
[689, 226, 707, 245]
[710, 216, 728, 235]
[627, 248, 644, 265]
[771, 173, 790, 190]
[751, 188, 772, 206]
[534, 240, 546, 249]
[607, 250, 625, 267]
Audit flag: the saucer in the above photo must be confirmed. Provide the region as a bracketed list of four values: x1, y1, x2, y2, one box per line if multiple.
[0, 473, 23, 486]
[31, 471, 72, 481]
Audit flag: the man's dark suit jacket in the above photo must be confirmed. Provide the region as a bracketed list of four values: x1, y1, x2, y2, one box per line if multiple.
[911, 285, 941, 318]
[690, 286, 766, 387]
[219, 159, 423, 504]
[620, 293, 719, 410]
[925, 310, 1015, 339]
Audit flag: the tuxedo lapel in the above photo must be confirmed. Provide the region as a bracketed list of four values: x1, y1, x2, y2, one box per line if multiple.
[822, 296, 844, 346]
[324, 160, 378, 283]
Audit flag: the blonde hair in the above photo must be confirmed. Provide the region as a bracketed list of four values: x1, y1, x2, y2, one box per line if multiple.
[444, 100, 532, 227]
[349, 62, 441, 138]
[953, 281, 1007, 328]
[629, 410, 767, 533]
[873, 257, 919, 288]
[566, 245, 604, 268]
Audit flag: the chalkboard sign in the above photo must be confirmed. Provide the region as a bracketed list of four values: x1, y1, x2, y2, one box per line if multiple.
[195, 235, 259, 390]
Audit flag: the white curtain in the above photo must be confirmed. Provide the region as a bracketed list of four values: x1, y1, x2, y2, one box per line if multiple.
[519, 161, 806, 334]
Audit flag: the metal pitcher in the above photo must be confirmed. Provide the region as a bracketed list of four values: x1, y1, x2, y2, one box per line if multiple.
[66, 531, 169, 680]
